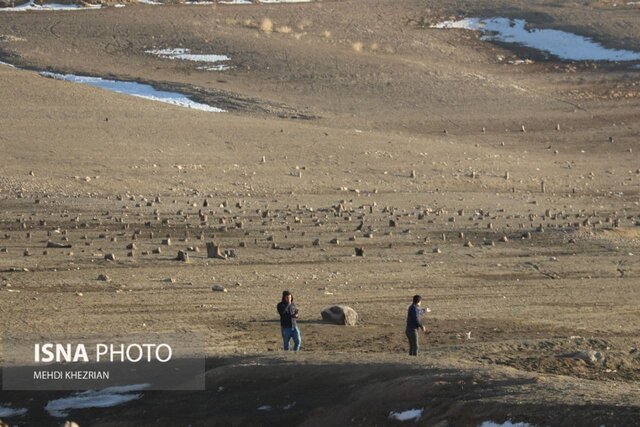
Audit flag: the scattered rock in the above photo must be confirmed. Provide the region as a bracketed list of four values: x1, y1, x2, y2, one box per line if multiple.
[104, 253, 116, 261]
[97, 274, 110, 282]
[355, 247, 365, 257]
[176, 250, 189, 262]
[557, 350, 605, 364]
[212, 284, 227, 292]
[206, 242, 227, 259]
[47, 241, 72, 249]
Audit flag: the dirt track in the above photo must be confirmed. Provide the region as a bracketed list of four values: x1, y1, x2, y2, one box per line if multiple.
[0, 0, 639, 425]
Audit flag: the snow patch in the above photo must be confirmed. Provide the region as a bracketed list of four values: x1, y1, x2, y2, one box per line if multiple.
[258, 0, 313, 2]
[388, 408, 423, 421]
[432, 17, 640, 62]
[45, 384, 150, 418]
[40, 71, 225, 112]
[0, 406, 28, 418]
[478, 421, 534, 427]
[0, 0, 102, 11]
[146, 48, 230, 64]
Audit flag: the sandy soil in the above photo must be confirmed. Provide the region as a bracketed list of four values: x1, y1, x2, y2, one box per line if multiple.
[0, 0, 639, 425]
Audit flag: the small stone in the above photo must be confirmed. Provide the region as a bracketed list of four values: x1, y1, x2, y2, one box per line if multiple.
[104, 253, 116, 261]
[559, 350, 605, 364]
[176, 250, 189, 262]
[97, 274, 110, 282]
[212, 284, 227, 292]
[47, 241, 72, 249]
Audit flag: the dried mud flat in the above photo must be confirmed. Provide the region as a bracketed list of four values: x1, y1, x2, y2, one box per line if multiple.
[0, 0, 639, 425]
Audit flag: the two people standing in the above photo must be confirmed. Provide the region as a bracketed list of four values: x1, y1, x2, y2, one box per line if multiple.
[406, 294, 430, 356]
[276, 291, 430, 355]
[277, 290, 301, 351]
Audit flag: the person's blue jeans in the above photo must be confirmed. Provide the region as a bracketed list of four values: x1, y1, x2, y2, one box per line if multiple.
[282, 327, 301, 351]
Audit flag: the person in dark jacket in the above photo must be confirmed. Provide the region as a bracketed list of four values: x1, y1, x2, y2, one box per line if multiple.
[277, 290, 301, 351]
[406, 294, 430, 356]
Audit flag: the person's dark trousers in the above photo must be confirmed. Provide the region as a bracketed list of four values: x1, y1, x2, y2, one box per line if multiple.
[406, 328, 419, 356]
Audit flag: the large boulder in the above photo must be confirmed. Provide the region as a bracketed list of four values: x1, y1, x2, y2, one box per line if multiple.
[321, 305, 357, 326]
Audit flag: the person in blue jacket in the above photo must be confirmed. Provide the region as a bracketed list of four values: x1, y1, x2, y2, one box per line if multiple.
[277, 290, 301, 351]
[406, 294, 430, 356]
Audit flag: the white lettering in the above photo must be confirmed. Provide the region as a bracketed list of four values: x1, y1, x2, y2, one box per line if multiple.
[40, 343, 55, 363]
[126, 344, 143, 362]
[73, 344, 89, 362]
[156, 344, 172, 362]
[110, 344, 125, 362]
[96, 344, 108, 362]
